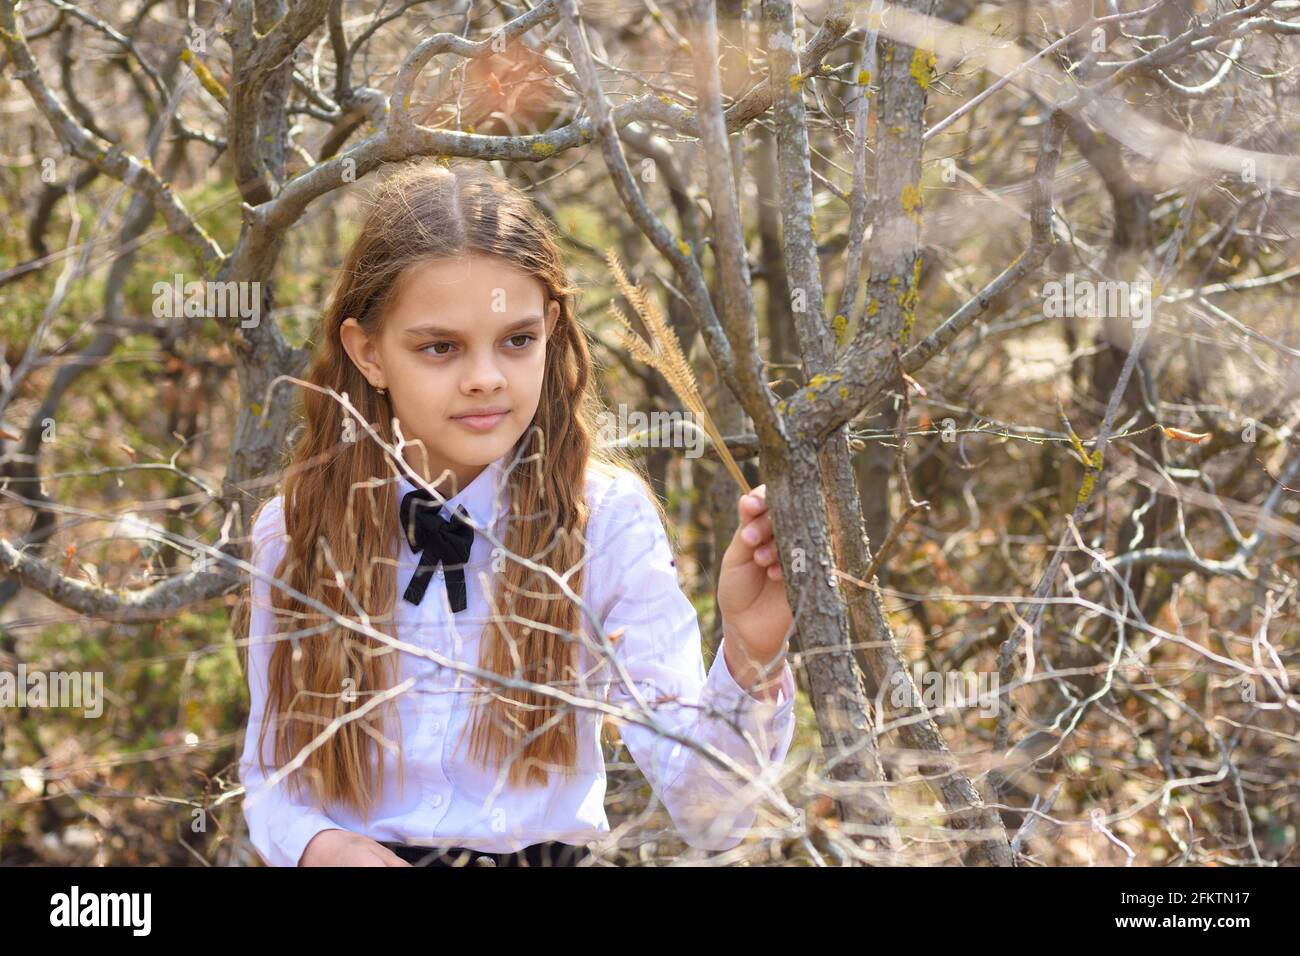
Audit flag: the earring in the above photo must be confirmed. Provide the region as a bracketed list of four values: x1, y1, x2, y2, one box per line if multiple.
[376, 385, 387, 397]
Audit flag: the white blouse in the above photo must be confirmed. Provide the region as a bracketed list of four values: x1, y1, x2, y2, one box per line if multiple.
[239, 454, 797, 866]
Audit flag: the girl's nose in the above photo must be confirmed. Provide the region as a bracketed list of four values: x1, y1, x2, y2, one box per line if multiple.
[463, 352, 508, 392]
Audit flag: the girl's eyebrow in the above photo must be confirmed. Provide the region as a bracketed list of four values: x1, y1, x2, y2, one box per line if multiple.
[402, 315, 544, 339]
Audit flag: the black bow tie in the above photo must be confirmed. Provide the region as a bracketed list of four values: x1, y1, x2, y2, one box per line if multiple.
[398, 488, 475, 612]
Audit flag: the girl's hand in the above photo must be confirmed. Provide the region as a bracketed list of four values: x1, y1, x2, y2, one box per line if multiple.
[299, 828, 413, 867]
[716, 485, 793, 691]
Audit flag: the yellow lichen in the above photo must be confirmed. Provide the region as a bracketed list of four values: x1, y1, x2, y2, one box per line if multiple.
[832, 312, 848, 346]
[1066, 429, 1106, 507]
[179, 48, 229, 105]
[899, 257, 923, 348]
[806, 372, 842, 391]
[901, 182, 923, 222]
[899, 280, 919, 312]
[531, 141, 556, 157]
[910, 48, 937, 91]
[1076, 449, 1104, 506]
[789, 74, 803, 94]
[857, 69, 871, 86]
[676, 238, 692, 257]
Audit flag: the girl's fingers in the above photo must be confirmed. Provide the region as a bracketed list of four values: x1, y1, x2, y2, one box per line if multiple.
[740, 512, 773, 548]
[738, 484, 769, 520]
[737, 486, 780, 574]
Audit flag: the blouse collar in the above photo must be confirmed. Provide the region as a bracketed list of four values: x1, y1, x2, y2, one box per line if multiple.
[393, 453, 510, 531]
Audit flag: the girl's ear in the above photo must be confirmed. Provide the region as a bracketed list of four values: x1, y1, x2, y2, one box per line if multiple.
[544, 297, 560, 337]
[340, 317, 387, 390]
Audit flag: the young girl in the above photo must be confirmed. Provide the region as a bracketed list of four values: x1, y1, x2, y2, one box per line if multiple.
[239, 160, 797, 867]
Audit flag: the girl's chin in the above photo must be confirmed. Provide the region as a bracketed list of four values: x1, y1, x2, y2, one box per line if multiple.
[448, 427, 524, 458]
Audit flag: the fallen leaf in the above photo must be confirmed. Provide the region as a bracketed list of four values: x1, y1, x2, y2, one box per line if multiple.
[1162, 426, 1211, 443]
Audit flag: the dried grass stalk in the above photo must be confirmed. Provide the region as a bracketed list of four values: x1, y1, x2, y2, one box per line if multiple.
[603, 249, 752, 494]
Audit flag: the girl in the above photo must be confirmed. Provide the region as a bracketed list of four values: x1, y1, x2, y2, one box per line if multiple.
[239, 160, 797, 867]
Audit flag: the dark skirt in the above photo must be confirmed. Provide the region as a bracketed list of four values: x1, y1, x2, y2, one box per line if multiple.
[379, 840, 590, 867]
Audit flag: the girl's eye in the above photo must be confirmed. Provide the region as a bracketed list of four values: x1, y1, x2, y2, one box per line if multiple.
[422, 342, 455, 356]
[507, 334, 536, 349]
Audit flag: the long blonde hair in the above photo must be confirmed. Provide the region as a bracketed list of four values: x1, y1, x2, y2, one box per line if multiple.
[244, 160, 646, 818]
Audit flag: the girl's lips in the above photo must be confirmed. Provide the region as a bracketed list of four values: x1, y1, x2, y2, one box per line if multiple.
[452, 410, 508, 431]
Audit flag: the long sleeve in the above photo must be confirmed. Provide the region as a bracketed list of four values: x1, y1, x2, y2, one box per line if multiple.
[238, 496, 346, 867]
[591, 473, 797, 852]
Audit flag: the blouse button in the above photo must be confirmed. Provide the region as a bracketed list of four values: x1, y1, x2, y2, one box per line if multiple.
[429, 720, 442, 735]
[430, 793, 444, 808]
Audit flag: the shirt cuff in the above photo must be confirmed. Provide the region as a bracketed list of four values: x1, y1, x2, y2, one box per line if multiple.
[705, 649, 796, 739]
[280, 816, 347, 868]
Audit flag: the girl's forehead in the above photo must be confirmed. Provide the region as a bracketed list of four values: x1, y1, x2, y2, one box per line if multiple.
[384, 261, 551, 337]
[393, 255, 545, 303]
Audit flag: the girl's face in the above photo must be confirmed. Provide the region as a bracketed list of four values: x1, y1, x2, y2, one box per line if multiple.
[341, 252, 560, 493]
